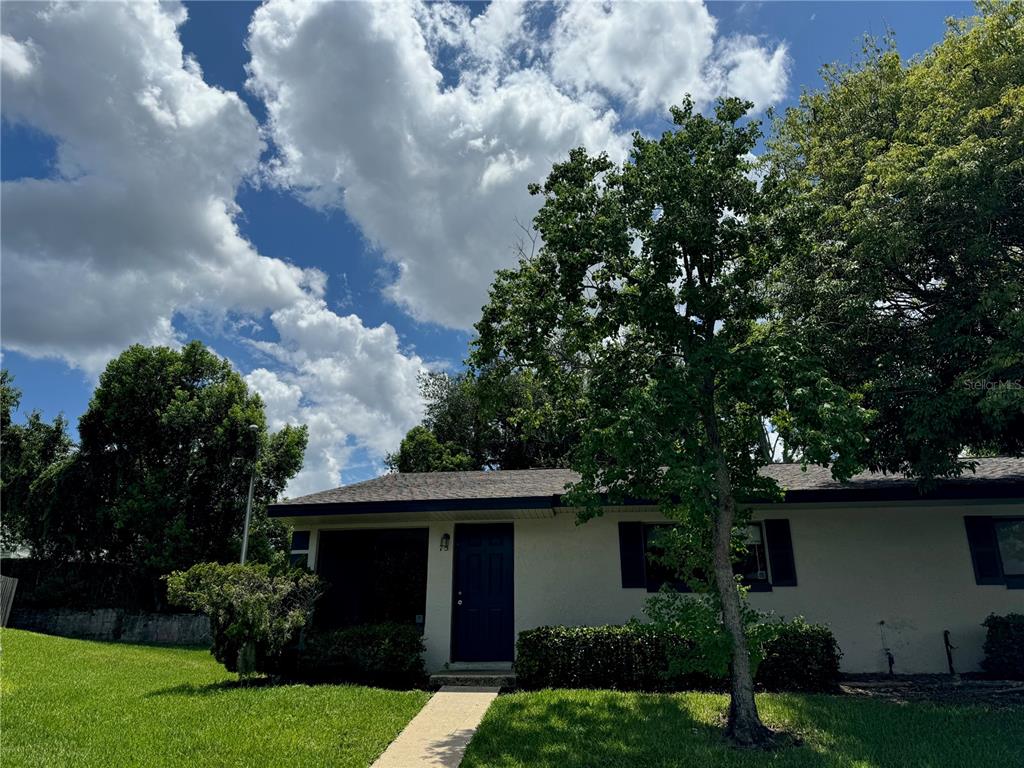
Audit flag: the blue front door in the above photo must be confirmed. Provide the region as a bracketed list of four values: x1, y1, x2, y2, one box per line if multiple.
[451, 523, 514, 662]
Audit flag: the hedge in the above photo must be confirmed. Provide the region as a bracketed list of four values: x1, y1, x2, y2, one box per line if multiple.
[277, 623, 428, 689]
[516, 618, 841, 693]
[1, 558, 174, 612]
[981, 613, 1024, 680]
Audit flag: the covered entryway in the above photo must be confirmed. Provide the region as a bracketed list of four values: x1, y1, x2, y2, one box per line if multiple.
[451, 523, 514, 662]
[316, 528, 429, 632]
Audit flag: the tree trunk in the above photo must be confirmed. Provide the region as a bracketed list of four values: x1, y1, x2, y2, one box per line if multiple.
[702, 399, 773, 747]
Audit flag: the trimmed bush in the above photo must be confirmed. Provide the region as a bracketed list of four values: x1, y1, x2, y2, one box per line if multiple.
[515, 624, 715, 692]
[284, 623, 427, 688]
[981, 613, 1024, 679]
[757, 617, 842, 692]
[165, 562, 322, 677]
[515, 618, 841, 693]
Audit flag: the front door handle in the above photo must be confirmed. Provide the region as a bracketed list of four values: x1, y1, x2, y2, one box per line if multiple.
[457, 600, 463, 605]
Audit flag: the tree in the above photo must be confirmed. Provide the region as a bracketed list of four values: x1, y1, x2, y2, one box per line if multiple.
[26, 342, 308, 570]
[386, 368, 575, 472]
[387, 425, 475, 473]
[473, 99, 868, 745]
[766, 3, 1024, 478]
[1, 370, 73, 551]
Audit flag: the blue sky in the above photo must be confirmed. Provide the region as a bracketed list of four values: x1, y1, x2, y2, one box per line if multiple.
[1, 1, 972, 492]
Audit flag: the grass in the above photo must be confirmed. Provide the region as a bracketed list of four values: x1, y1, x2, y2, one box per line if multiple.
[0, 629, 429, 768]
[461, 688, 1024, 768]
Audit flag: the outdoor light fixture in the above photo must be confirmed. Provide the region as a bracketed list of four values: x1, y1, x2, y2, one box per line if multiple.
[440, 532, 451, 551]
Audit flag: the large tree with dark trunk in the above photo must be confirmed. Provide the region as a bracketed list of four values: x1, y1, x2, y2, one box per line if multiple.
[473, 99, 869, 745]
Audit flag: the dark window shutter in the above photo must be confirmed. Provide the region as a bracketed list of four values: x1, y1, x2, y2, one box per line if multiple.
[618, 522, 646, 588]
[964, 516, 1004, 585]
[764, 519, 797, 586]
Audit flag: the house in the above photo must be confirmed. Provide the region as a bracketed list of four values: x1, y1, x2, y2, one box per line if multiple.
[269, 458, 1024, 675]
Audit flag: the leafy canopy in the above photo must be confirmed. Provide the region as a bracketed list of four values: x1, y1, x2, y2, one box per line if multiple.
[1, 371, 73, 552]
[23, 342, 308, 570]
[474, 97, 868, 525]
[767, 2, 1024, 478]
[386, 368, 574, 472]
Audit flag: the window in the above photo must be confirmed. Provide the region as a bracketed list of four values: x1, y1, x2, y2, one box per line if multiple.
[736, 523, 771, 592]
[289, 530, 310, 568]
[964, 516, 1024, 588]
[618, 520, 797, 591]
[640, 523, 773, 593]
[995, 519, 1024, 577]
[643, 524, 690, 593]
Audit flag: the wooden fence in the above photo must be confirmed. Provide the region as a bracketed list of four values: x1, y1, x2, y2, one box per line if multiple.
[1, 574, 18, 627]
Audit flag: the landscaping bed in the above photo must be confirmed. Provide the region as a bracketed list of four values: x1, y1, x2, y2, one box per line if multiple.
[840, 674, 1024, 709]
[0, 629, 428, 768]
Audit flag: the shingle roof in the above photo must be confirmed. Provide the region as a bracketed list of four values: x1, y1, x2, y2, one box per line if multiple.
[270, 457, 1024, 516]
[759, 457, 1024, 492]
[275, 468, 579, 507]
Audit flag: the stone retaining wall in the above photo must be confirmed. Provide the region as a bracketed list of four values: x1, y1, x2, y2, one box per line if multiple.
[9, 608, 210, 645]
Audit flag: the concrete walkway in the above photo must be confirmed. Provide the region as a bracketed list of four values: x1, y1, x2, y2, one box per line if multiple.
[372, 686, 499, 768]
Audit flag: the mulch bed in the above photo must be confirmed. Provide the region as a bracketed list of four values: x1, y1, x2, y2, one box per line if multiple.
[839, 674, 1024, 708]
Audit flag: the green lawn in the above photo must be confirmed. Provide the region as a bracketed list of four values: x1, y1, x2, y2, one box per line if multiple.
[0, 629, 429, 768]
[461, 688, 1024, 768]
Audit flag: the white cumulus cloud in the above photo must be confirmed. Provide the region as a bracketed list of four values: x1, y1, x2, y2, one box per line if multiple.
[1, 1, 425, 495]
[246, 297, 424, 496]
[248, 0, 789, 330]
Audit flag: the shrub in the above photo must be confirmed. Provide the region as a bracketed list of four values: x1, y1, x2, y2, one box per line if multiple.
[165, 562, 322, 678]
[757, 617, 842, 692]
[515, 624, 716, 692]
[981, 613, 1024, 679]
[645, 591, 777, 682]
[515, 618, 841, 693]
[283, 623, 427, 688]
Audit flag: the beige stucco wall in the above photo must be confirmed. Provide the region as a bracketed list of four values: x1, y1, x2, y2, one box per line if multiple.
[292, 499, 1023, 674]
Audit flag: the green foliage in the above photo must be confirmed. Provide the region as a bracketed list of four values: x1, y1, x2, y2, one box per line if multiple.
[514, 624, 705, 692]
[514, 617, 841, 693]
[22, 342, 307, 570]
[282, 623, 427, 688]
[645, 592, 777, 681]
[387, 367, 575, 472]
[981, 612, 1024, 679]
[386, 425, 475, 473]
[0, 370, 73, 552]
[2, 629, 430, 768]
[165, 562, 323, 677]
[756, 618, 842, 692]
[767, 4, 1024, 478]
[0, 558, 173, 612]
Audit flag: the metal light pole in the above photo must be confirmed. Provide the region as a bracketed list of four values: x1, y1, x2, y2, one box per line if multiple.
[240, 424, 260, 565]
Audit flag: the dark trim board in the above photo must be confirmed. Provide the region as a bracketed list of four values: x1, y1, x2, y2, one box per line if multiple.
[270, 487, 1024, 519]
[272, 495, 558, 517]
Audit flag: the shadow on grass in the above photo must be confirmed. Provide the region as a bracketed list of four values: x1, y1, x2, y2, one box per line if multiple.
[462, 690, 1024, 768]
[462, 692, 821, 768]
[145, 678, 278, 697]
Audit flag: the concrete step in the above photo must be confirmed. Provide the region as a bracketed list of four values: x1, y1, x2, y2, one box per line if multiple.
[429, 668, 516, 689]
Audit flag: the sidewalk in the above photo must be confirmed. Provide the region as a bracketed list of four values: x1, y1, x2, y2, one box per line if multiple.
[371, 686, 499, 768]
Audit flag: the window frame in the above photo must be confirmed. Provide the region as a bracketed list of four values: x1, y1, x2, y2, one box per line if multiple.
[641, 522, 774, 593]
[994, 517, 1024, 580]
